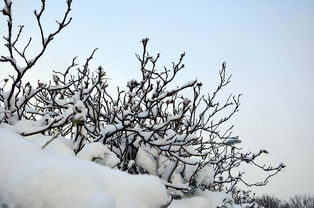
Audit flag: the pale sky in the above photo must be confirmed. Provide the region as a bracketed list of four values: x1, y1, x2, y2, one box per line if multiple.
[1, 0, 314, 200]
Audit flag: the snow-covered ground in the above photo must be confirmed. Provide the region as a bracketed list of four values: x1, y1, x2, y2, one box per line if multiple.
[0, 128, 250, 208]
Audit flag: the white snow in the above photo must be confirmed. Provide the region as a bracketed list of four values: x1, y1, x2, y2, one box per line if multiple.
[193, 190, 234, 208]
[0, 115, 53, 135]
[168, 196, 209, 208]
[194, 165, 215, 186]
[77, 142, 120, 168]
[135, 146, 158, 175]
[0, 128, 168, 208]
[0, 128, 245, 208]
[27, 134, 75, 156]
[169, 191, 234, 208]
[73, 100, 87, 121]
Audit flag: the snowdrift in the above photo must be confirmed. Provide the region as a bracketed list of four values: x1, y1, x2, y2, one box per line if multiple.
[0, 128, 168, 208]
[0, 128, 244, 208]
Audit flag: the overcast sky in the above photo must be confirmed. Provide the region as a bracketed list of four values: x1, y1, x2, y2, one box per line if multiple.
[1, 0, 314, 199]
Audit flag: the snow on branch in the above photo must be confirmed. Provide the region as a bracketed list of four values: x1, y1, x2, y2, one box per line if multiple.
[0, 1, 284, 206]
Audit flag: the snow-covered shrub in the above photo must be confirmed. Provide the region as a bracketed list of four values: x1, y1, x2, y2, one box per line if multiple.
[0, 0, 284, 205]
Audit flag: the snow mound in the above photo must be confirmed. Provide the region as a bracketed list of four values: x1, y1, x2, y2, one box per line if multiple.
[77, 142, 120, 168]
[169, 191, 234, 208]
[0, 128, 246, 208]
[0, 128, 168, 208]
[168, 196, 210, 208]
[26, 134, 75, 156]
[194, 190, 234, 208]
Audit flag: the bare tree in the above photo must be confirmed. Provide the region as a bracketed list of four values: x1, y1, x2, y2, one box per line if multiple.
[288, 194, 314, 208]
[0, 0, 73, 123]
[256, 194, 314, 208]
[255, 195, 282, 208]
